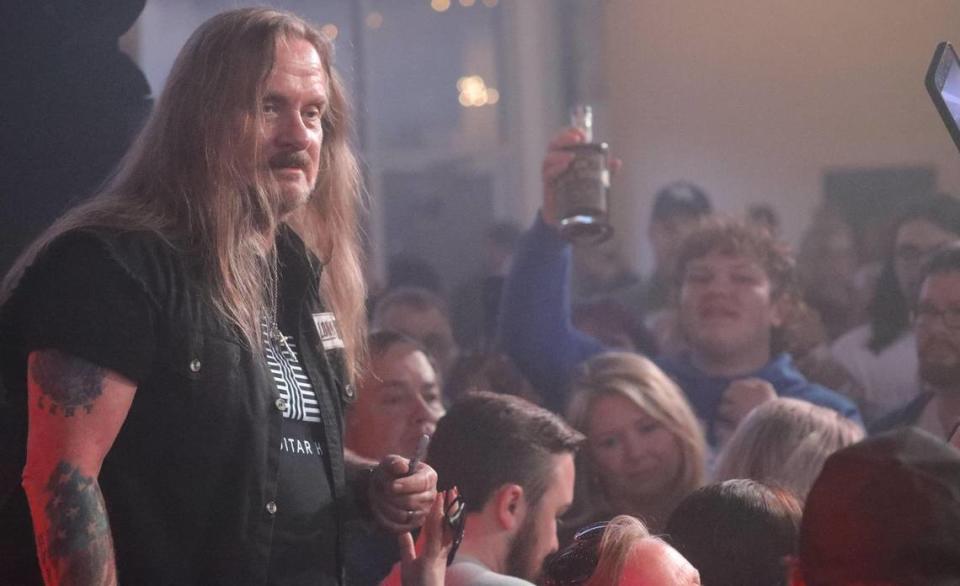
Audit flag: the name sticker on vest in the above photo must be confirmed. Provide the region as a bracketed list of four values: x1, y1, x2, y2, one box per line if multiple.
[312, 312, 344, 351]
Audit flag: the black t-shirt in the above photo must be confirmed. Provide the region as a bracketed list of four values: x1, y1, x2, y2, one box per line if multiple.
[265, 311, 337, 586]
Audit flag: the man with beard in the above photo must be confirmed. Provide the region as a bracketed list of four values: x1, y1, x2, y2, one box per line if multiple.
[427, 392, 584, 585]
[0, 8, 437, 585]
[872, 242, 960, 438]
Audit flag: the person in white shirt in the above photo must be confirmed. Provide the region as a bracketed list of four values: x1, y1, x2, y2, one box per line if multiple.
[832, 193, 960, 423]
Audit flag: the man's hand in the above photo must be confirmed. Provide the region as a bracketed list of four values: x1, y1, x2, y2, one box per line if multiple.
[368, 455, 438, 534]
[715, 377, 777, 447]
[540, 128, 621, 227]
[394, 488, 457, 586]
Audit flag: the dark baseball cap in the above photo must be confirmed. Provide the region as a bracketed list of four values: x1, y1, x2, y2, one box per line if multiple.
[651, 181, 712, 222]
[798, 428, 960, 585]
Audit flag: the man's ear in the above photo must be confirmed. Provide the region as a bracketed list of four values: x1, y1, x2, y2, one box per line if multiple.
[493, 483, 526, 531]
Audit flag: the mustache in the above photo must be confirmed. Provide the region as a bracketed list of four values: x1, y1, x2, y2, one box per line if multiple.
[269, 151, 311, 169]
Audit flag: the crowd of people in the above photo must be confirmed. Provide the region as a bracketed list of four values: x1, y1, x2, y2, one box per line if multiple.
[1, 6, 960, 586]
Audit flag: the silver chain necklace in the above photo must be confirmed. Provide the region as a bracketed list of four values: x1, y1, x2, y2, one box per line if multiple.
[268, 255, 295, 357]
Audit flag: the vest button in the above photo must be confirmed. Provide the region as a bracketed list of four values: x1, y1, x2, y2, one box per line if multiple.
[275, 398, 288, 412]
[265, 501, 277, 515]
[189, 359, 202, 373]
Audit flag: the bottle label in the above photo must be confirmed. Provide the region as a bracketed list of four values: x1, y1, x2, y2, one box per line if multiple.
[555, 148, 610, 218]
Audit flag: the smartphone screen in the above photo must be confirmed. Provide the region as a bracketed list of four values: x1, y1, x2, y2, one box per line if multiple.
[926, 42, 960, 154]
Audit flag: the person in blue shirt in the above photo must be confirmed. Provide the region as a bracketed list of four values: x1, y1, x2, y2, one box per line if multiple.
[499, 128, 861, 446]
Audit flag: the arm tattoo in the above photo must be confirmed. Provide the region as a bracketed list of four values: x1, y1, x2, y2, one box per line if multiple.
[38, 461, 116, 585]
[31, 350, 105, 417]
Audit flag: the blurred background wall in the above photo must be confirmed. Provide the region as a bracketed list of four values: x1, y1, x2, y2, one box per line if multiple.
[3, 0, 960, 291]
[601, 0, 960, 270]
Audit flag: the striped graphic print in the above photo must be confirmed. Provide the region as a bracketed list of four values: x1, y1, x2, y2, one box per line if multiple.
[263, 323, 322, 423]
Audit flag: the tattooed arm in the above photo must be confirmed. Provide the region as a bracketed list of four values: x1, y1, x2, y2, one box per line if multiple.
[21, 349, 137, 586]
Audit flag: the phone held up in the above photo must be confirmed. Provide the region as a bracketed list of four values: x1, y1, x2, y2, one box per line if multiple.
[926, 41, 960, 155]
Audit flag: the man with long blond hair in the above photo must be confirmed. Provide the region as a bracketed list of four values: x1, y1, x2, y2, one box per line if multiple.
[0, 8, 436, 585]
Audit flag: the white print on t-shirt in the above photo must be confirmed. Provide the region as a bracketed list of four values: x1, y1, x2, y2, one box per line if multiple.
[312, 312, 344, 351]
[263, 324, 322, 423]
[279, 436, 324, 456]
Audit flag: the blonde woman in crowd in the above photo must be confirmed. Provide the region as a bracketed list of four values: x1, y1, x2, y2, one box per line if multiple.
[564, 352, 707, 535]
[714, 397, 864, 500]
[543, 515, 701, 586]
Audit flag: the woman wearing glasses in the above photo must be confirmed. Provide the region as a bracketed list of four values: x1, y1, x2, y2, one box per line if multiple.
[563, 352, 707, 538]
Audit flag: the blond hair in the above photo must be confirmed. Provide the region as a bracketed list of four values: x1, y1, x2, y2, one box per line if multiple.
[585, 516, 654, 586]
[715, 397, 864, 500]
[565, 352, 706, 525]
[1, 8, 366, 379]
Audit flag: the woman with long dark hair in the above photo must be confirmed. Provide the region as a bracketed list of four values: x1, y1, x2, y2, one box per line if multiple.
[831, 193, 960, 423]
